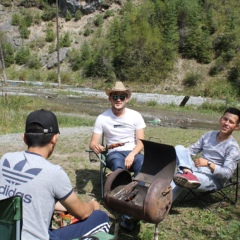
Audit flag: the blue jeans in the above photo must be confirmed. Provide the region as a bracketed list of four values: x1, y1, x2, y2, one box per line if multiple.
[171, 145, 223, 202]
[106, 151, 144, 177]
[49, 210, 110, 240]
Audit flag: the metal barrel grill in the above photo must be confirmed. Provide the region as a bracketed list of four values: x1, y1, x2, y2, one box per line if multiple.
[104, 140, 176, 239]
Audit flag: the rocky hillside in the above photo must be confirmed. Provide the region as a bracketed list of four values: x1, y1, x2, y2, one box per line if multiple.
[0, 0, 235, 98]
[0, 1, 122, 70]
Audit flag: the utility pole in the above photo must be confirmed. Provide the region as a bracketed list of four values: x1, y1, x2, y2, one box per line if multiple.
[0, 41, 7, 84]
[56, 0, 61, 87]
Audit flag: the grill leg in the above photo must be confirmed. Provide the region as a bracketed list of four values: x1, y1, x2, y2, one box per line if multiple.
[154, 223, 159, 240]
[114, 214, 119, 239]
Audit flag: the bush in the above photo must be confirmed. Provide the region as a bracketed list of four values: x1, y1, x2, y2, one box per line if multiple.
[45, 27, 55, 42]
[23, 13, 33, 27]
[83, 28, 92, 37]
[94, 14, 104, 27]
[15, 47, 30, 65]
[19, 24, 30, 39]
[34, 12, 42, 25]
[74, 10, 82, 21]
[27, 54, 41, 69]
[46, 71, 58, 82]
[65, 11, 72, 21]
[41, 6, 56, 21]
[2, 42, 14, 67]
[60, 32, 71, 47]
[209, 57, 224, 76]
[48, 43, 56, 53]
[183, 72, 202, 87]
[103, 10, 114, 19]
[11, 13, 21, 26]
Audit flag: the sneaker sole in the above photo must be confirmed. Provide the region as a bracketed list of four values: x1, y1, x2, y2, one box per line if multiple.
[173, 176, 201, 189]
[120, 220, 134, 231]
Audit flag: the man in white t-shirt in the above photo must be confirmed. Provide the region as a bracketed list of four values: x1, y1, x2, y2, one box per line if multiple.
[0, 109, 110, 240]
[89, 81, 146, 178]
[89, 81, 146, 231]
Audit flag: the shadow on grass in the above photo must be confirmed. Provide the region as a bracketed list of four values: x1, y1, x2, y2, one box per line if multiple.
[75, 169, 102, 199]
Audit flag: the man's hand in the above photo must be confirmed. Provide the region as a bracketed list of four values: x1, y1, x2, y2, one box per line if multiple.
[93, 144, 105, 154]
[125, 152, 135, 169]
[89, 200, 100, 211]
[195, 157, 208, 167]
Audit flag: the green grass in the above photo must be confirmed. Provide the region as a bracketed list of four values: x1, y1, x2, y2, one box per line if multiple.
[1, 94, 240, 239]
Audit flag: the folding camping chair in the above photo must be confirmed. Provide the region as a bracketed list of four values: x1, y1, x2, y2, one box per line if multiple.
[86, 134, 109, 199]
[179, 162, 239, 211]
[0, 196, 22, 240]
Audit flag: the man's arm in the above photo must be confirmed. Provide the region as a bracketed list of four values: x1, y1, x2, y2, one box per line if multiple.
[60, 192, 100, 220]
[125, 128, 144, 169]
[89, 132, 105, 154]
[195, 157, 216, 172]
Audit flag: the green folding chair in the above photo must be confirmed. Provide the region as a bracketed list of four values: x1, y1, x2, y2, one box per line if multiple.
[0, 196, 22, 240]
[86, 134, 108, 199]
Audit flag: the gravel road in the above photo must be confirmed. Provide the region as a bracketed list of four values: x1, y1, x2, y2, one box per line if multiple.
[1, 80, 224, 106]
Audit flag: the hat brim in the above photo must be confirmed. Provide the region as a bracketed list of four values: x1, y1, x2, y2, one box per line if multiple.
[105, 89, 132, 99]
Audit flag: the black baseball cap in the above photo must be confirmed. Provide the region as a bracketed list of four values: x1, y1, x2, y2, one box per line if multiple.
[25, 109, 60, 134]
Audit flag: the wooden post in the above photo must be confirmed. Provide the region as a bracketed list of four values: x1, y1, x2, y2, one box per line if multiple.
[179, 96, 190, 107]
[56, 0, 61, 88]
[0, 42, 7, 84]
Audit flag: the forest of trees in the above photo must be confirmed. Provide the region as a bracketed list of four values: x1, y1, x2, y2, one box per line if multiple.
[1, 0, 240, 97]
[69, 0, 240, 88]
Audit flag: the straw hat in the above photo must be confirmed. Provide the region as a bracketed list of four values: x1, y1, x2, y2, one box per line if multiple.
[105, 81, 132, 99]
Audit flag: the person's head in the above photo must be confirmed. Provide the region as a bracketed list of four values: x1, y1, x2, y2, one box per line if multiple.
[105, 81, 132, 113]
[24, 109, 60, 148]
[220, 107, 240, 135]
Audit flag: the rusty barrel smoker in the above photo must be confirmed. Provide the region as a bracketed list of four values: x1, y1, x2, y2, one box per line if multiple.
[104, 140, 176, 239]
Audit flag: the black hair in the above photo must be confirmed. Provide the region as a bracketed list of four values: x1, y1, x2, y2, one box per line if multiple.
[224, 107, 240, 124]
[24, 123, 55, 147]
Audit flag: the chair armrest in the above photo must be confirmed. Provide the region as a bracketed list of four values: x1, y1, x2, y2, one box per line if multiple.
[85, 149, 107, 166]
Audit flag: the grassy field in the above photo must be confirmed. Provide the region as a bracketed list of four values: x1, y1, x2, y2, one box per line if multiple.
[49, 125, 240, 240]
[0, 94, 240, 239]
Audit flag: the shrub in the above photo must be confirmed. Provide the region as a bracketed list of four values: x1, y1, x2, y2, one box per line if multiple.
[61, 71, 72, 84]
[27, 54, 41, 69]
[147, 100, 157, 106]
[60, 32, 71, 47]
[45, 27, 55, 42]
[46, 71, 58, 82]
[65, 11, 72, 21]
[34, 12, 42, 25]
[23, 13, 33, 27]
[15, 47, 30, 65]
[48, 43, 56, 53]
[2, 42, 14, 67]
[83, 28, 92, 37]
[183, 72, 202, 87]
[209, 57, 224, 76]
[94, 14, 104, 27]
[74, 10, 82, 21]
[41, 6, 56, 21]
[103, 10, 114, 19]
[11, 13, 21, 26]
[19, 24, 30, 39]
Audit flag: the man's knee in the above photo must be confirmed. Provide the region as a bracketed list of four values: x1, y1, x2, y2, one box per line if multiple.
[175, 145, 186, 152]
[106, 154, 125, 171]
